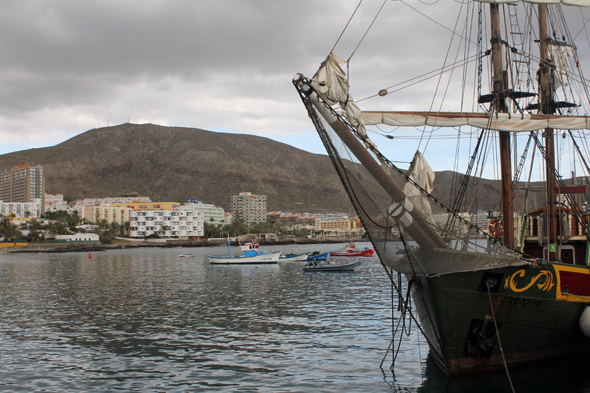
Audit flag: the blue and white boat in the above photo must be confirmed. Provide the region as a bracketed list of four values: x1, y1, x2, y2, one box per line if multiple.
[306, 251, 329, 261]
[208, 241, 281, 264]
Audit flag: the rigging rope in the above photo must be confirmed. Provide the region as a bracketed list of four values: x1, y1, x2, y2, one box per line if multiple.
[348, 0, 388, 62]
[331, 0, 364, 54]
[418, 0, 469, 153]
[486, 280, 516, 393]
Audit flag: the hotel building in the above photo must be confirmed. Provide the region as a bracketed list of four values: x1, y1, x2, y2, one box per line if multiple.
[231, 192, 267, 225]
[129, 210, 204, 240]
[182, 200, 225, 226]
[0, 164, 45, 214]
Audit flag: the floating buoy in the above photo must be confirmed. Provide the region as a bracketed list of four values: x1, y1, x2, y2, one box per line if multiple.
[579, 306, 590, 337]
[88, 253, 92, 259]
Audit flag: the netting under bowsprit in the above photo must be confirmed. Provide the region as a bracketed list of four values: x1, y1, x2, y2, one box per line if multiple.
[301, 91, 529, 276]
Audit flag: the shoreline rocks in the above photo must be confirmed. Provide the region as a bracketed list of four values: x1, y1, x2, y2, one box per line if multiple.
[7, 237, 369, 254]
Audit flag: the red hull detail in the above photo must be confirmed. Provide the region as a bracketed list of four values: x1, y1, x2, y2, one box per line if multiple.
[329, 243, 375, 257]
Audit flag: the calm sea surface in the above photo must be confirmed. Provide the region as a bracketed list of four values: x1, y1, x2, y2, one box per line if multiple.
[1, 242, 590, 392]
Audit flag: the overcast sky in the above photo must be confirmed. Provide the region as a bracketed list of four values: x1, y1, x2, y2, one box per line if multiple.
[2, 1, 590, 176]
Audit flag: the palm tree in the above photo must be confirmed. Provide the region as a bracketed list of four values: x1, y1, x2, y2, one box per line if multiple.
[122, 221, 130, 236]
[109, 222, 121, 236]
[45, 223, 58, 239]
[159, 224, 170, 237]
[28, 218, 41, 241]
[67, 213, 81, 229]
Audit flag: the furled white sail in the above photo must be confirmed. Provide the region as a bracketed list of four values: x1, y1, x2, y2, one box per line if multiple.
[475, 0, 590, 6]
[362, 111, 590, 132]
[404, 151, 434, 221]
[549, 43, 574, 88]
[311, 54, 367, 138]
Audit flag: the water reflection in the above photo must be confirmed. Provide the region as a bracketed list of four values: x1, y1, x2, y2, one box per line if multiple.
[2, 243, 590, 392]
[1, 244, 400, 391]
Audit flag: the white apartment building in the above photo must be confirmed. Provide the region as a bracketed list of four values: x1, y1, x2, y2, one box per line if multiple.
[231, 192, 267, 225]
[129, 210, 204, 240]
[45, 194, 70, 213]
[182, 201, 225, 226]
[0, 199, 43, 218]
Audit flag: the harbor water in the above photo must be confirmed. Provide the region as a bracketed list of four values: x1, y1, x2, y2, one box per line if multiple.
[1, 242, 589, 392]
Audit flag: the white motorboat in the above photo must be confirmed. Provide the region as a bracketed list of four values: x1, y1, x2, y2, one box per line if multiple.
[208, 242, 280, 264]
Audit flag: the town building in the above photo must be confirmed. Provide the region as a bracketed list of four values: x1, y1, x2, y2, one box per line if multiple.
[70, 196, 152, 215]
[471, 212, 493, 230]
[267, 211, 364, 236]
[71, 196, 152, 207]
[0, 164, 45, 213]
[268, 211, 317, 229]
[224, 212, 232, 225]
[0, 199, 43, 218]
[314, 212, 349, 223]
[182, 200, 225, 226]
[129, 210, 204, 240]
[45, 194, 69, 213]
[231, 192, 267, 225]
[89, 203, 134, 226]
[79, 201, 180, 224]
[55, 233, 100, 242]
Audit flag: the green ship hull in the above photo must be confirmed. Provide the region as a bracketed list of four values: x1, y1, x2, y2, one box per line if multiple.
[412, 263, 590, 375]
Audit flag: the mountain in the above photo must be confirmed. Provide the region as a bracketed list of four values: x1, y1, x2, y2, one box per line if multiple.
[0, 123, 576, 214]
[0, 123, 354, 212]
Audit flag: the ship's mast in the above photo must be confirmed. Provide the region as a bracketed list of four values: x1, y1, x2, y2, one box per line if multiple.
[490, 4, 515, 247]
[538, 4, 558, 261]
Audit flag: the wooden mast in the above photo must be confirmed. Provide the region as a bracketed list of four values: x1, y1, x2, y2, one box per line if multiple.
[490, 4, 515, 247]
[538, 4, 558, 261]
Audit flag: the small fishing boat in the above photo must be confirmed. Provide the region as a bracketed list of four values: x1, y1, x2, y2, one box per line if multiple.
[307, 251, 329, 260]
[208, 241, 280, 264]
[329, 243, 374, 257]
[179, 253, 196, 258]
[303, 258, 362, 272]
[279, 251, 311, 261]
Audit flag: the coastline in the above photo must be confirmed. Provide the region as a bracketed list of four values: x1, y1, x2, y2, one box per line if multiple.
[6, 237, 368, 254]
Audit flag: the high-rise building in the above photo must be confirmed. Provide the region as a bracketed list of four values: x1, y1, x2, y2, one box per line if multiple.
[231, 192, 267, 225]
[0, 164, 45, 213]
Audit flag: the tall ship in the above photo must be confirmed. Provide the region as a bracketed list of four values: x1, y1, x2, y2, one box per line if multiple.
[294, 0, 590, 375]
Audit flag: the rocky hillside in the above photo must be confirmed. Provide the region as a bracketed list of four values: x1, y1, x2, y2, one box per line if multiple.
[0, 123, 354, 212]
